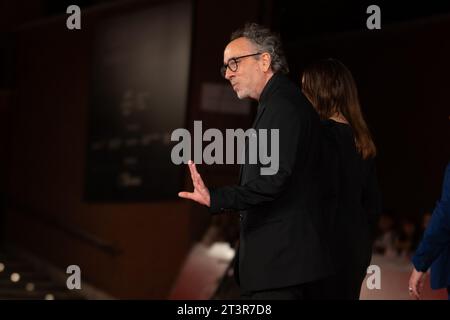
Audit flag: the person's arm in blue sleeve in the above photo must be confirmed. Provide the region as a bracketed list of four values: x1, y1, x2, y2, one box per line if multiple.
[409, 163, 450, 299]
[412, 163, 450, 271]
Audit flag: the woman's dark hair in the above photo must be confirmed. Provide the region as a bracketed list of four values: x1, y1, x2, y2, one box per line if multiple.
[302, 58, 377, 159]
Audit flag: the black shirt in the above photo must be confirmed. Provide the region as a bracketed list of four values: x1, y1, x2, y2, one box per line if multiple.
[322, 119, 382, 271]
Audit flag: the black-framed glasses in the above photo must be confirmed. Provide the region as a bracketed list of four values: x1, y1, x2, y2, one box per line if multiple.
[220, 52, 262, 78]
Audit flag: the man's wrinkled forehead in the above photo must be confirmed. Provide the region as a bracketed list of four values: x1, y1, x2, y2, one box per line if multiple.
[223, 37, 256, 63]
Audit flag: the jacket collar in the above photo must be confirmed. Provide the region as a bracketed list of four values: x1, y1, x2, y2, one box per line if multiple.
[251, 72, 282, 128]
[258, 72, 281, 105]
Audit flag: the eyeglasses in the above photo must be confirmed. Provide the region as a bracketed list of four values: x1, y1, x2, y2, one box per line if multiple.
[220, 52, 262, 78]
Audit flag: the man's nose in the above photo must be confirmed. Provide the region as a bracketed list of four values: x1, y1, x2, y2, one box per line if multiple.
[225, 68, 234, 80]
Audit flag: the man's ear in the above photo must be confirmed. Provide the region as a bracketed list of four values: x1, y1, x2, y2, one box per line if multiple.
[261, 52, 272, 72]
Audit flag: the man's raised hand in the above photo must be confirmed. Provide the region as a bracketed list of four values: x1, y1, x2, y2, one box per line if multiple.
[178, 160, 210, 207]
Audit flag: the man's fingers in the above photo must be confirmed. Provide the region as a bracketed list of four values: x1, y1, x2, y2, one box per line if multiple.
[178, 191, 206, 206]
[188, 160, 201, 188]
[197, 175, 207, 192]
[187, 161, 197, 183]
[190, 160, 199, 175]
[182, 161, 208, 203]
[178, 191, 194, 200]
[187, 164, 199, 191]
[190, 171, 197, 189]
[189, 162, 204, 185]
[188, 161, 206, 191]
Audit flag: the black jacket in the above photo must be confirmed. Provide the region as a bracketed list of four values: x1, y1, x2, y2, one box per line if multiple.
[209, 73, 334, 292]
[322, 119, 381, 275]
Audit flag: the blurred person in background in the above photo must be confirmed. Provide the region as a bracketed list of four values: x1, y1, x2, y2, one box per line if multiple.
[394, 217, 420, 259]
[409, 162, 450, 300]
[301, 58, 382, 299]
[373, 213, 397, 256]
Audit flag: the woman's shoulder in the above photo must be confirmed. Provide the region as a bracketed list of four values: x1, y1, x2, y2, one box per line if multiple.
[321, 119, 351, 130]
[321, 119, 354, 141]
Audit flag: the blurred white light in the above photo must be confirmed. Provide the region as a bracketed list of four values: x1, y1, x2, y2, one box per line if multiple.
[207, 242, 235, 260]
[26, 283, 35, 292]
[10, 273, 20, 282]
[0, 263, 4, 272]
[45, 294, 55, 300]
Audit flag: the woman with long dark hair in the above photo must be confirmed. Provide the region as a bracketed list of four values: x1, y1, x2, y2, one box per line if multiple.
[302, 58, 382, 299]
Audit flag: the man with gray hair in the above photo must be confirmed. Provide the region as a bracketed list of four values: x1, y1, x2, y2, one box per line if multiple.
[179, 23, 333, 299]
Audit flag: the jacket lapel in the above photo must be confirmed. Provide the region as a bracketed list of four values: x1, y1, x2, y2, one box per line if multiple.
[251, 103, 267, 129]
[238, 73, 279, 185]
[239, 104, 267, 184]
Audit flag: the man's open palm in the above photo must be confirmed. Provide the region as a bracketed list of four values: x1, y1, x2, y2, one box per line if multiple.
[178, 160, 210, 207]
